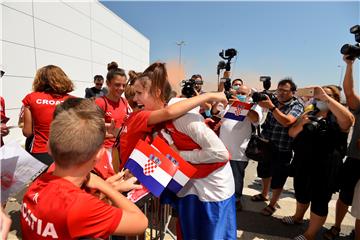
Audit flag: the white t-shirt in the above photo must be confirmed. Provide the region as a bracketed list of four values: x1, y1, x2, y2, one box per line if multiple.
[219, 103, 263, 161]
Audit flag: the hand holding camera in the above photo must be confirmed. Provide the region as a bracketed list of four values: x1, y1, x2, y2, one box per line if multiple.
[340, 25, 360, 60]
[298, 112, 312, 126]
[343, 54, 355, 65]
[313, 86, 330, 102]
[258, 95, 276, 110]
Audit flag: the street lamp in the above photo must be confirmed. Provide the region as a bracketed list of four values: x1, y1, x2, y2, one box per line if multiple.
[176, 40, 186, 65]
[337, 65, 344, 87]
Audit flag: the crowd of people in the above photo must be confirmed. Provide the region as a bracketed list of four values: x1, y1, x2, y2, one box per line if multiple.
[0, 53, 359, 240]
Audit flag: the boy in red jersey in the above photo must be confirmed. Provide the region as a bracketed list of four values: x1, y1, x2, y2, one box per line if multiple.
[20, 101, 147, 239]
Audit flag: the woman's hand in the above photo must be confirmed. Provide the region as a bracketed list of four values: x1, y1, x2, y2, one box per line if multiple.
[207, 92, 228, 107]
[313, 86, 330, 101]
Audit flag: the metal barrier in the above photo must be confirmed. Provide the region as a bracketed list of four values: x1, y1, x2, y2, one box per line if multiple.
[125, 196, 176, 240]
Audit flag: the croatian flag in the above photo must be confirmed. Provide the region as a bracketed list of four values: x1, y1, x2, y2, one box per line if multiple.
[125, 140, 178, 197]
[152, 136, 197, 194]
[223, 101, 253, 122]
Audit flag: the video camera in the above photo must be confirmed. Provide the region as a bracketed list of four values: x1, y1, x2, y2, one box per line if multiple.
[181, 78, 203, 98]
[217, 48, 237, 100]
[252, 76, 277, 103]
[341, 25, 360, 60]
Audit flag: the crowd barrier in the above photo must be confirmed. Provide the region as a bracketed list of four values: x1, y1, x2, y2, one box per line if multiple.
[123, 195, 176, 240]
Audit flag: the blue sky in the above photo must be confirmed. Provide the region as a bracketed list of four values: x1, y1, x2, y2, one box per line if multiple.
[102, 1, 360, 92]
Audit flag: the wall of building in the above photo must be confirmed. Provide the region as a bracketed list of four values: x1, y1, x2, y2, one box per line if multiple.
[1, 0, 149, 144]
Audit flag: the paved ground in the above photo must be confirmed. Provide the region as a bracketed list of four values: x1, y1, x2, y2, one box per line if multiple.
[4, 160, 356, 239]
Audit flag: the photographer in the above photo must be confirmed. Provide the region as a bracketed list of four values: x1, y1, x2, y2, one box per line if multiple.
[218, 81, 263, 210]
[285, 86, 354, 240]
[191, 74, 205, 94]
[252, 78, 303, 216]
[324, 55, 360, 240]
[181, 74, 212, 118]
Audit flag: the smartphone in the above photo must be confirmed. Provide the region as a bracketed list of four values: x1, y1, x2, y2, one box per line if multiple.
[297, 88, 315, 97]
[211, 115, 222, 124]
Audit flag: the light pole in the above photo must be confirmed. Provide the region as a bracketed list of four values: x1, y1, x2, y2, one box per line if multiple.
[337, 65, 344, 87]
[176, 40, 186, 65]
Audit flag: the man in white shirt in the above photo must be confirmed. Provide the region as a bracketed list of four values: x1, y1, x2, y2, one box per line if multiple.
[219, 83, 263, 210]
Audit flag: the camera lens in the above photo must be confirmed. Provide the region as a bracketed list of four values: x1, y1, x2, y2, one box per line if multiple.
[341, 44, 360, 58]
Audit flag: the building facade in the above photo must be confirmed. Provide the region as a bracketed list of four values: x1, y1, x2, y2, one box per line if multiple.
[1, 0, 149, 143]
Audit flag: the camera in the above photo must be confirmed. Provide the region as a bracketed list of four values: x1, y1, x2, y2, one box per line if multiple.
[340, 25, 360, 60]
[218, 48, 237, 72]
[252, 76, 277, 103]
[219, 48, 237, 61]
[181, 79, 196, 98]
[218, 48, 237, 100]
[221, 78, 233, 100]
[303, 114, 328, 134]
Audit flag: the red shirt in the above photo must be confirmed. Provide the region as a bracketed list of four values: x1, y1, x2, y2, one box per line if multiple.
[94, 151, 116, 179]
[21, 172, 122, 240]
[95, 97, 130, 149]
[22, 92, 71, 153]
[0, 96, 9, 146]
[119, 110, 153, 169]
[47, 152, 115, 180]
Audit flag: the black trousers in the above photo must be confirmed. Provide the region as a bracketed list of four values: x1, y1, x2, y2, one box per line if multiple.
[256, 149, 293, 189]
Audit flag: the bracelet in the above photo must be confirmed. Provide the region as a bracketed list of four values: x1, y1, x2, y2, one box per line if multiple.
[269, 106, 276, 112]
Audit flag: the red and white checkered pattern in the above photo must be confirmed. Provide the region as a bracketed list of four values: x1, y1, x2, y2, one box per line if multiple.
[234, 106, 244, 116]
[143, 159, 157, 176]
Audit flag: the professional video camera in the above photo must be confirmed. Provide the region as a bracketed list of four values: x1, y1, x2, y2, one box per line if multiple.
[217, 48, 237, 100]
[181, 78, 203, 98]
[252, 76, 277, 103]
[341, 25, 360, 60]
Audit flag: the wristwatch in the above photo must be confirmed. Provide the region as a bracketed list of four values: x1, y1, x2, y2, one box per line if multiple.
[269, 106, 276, 112]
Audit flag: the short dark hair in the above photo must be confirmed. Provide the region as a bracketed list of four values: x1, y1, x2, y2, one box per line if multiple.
[94, 75, 104, 82]
[191, 74, 202, 80]
[278, 78, 297, 92]
[232, 78, 243, 85]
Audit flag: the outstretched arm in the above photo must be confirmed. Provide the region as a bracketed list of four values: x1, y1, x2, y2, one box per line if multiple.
[147, 92, 227, 126]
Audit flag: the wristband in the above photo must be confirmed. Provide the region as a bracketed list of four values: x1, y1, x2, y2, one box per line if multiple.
[269, 106, 276, 112]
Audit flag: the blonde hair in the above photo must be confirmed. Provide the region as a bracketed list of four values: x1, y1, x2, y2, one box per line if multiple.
[33, 65, 74, 94]
[49, 100, 105, 168]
